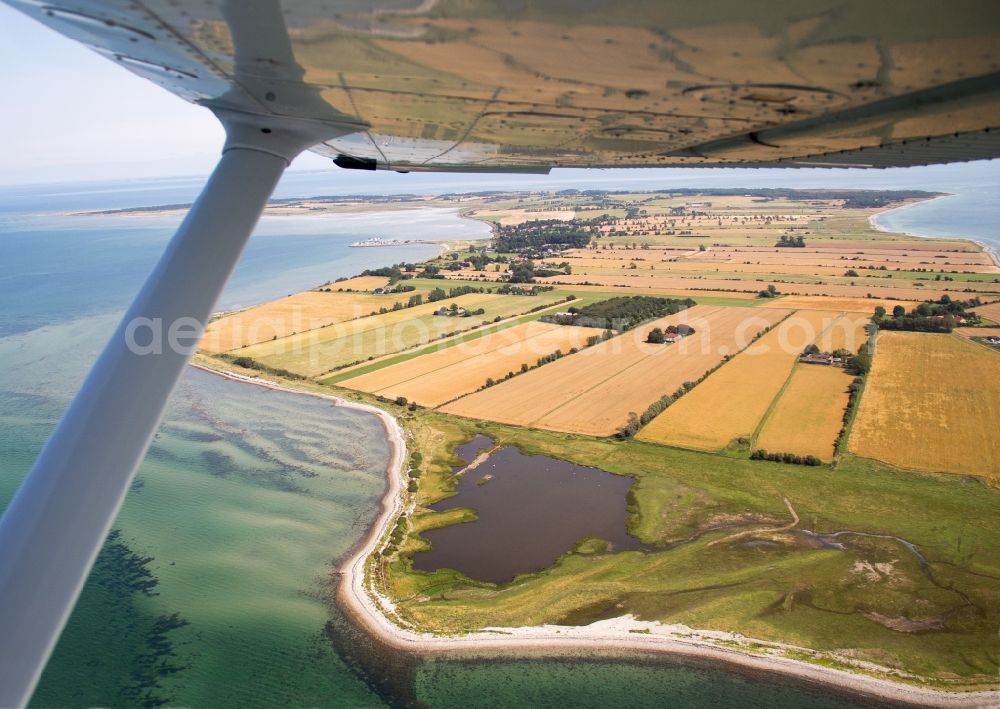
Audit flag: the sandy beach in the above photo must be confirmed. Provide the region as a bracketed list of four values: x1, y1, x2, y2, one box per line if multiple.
[869, 196, 1000, 268]
[192, 361, 999, 708]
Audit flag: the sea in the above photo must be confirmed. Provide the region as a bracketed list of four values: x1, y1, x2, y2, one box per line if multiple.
[1, 161, 997, 707]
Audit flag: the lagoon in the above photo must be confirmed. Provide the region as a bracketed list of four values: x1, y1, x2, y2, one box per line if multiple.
[413, 444, 646, 584]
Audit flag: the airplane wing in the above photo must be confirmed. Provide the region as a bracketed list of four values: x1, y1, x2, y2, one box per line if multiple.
[6, 0, 1000, 171]
[2, 2, 1000, 706]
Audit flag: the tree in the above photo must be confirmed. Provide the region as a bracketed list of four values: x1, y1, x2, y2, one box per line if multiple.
[846, 352, 872, 375]
[874, 305, 886, 319]
[845, 269, 860, 277]
[427, 287, 447, 302]
[616, 412, 641, 439]
[892, 304, 906, 317]
[647, 327, 665, 344]
[408, 294, 423, 307]
[508, 261, 536, 283]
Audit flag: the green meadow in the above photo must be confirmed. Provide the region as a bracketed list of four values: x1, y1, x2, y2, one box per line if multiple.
[365, 405, 1000, 691]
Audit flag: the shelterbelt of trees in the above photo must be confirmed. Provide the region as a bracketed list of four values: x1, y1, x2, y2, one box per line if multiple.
[540, 295, 696, 331]
[873, 295, 983, 333]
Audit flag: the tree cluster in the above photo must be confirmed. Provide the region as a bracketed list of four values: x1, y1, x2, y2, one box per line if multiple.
[775, 234, 806, 247]
[225, 354, 305, 380]
[749, 449, 822, 466]
[494, 221, 591, 252]
[496, 283, 556, 295]
[542, 295, 695, 331]
[427, 285, 486, 302]
[646, 324, 696, 343]
[360, 263, 409, 283]
[845, 350, 872, 375]
[615, 381, 699, 438]
[434, 303, 486, 317]
[873, 296, 981, 333]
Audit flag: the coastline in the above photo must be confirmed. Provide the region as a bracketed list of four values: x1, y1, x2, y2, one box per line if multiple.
[191, 361, 999, 708]
[869, 195, 1000, 268]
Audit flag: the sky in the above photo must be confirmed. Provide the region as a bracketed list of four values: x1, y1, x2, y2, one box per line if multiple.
[0, 3, 328, 185]
[0, 2, 996, 191]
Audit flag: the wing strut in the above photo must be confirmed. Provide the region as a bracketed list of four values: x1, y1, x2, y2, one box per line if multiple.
[0, 112, 332, 705]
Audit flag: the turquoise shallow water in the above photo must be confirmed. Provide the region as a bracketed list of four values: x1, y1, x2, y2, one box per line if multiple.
[3, 166, 996, 706]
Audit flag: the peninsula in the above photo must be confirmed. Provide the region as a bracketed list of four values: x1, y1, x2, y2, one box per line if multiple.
[193, 188, 1000, 705]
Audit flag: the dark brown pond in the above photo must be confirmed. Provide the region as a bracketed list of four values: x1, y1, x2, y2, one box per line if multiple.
[451, 434, 495, 468]
[411, 442, 647, 584]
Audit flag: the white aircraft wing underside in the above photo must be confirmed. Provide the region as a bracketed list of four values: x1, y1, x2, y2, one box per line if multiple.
[6, 0, 1000, 170]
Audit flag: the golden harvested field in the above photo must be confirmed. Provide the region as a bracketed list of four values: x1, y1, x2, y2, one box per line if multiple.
[957, 327, 1000, 339]
[564, 243, 991, 264]
[441, 305, 790, 436]
[442, 274, 764, 301]
[240, 291, 565, 377]
[494, 210, 575, 225]
[339, 321, 596, 407]
[636, 310, 838, 451]
[562, 259, 869, 278]
[816, 312, 871, 353]
[974, 300, 1000, 323]
[534, 273, 987, 301]
[559, 245, 999, 275]
[850, 332, 1000, 481]
[203, 290, 414, 353]
[756, 365, 854, 462]
[327, 275, 390, 291]
[542, 283, 760, 300]
[759, 296, 913, 314]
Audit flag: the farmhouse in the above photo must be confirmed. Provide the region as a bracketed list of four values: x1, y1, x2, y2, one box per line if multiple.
[435, 306, 468, 316]
[800, 353, 834, 365]
[664, 332, 684, 343]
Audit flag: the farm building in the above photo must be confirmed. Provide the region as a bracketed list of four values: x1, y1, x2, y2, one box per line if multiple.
[800, 353, 834, 365]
